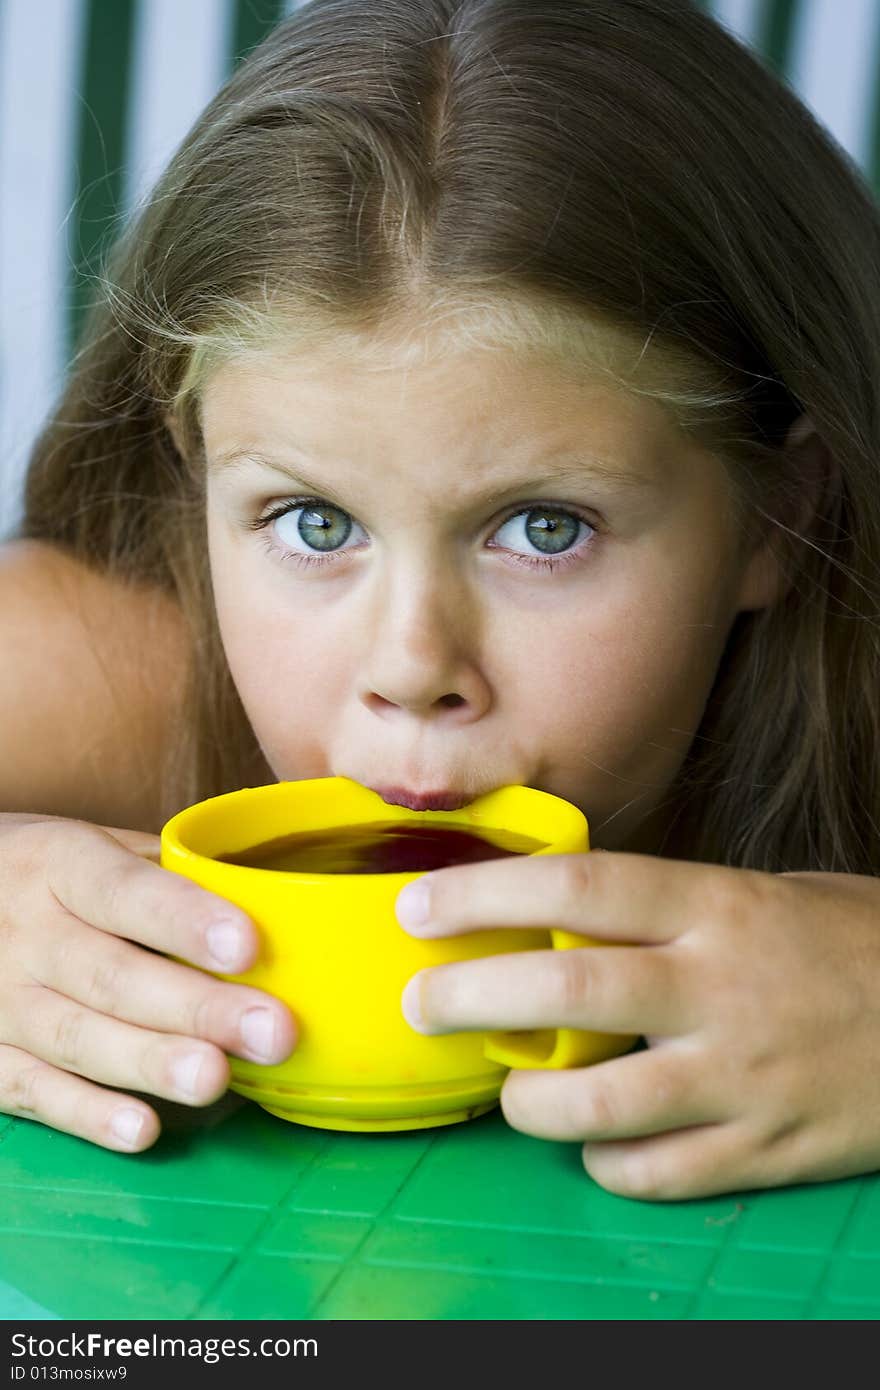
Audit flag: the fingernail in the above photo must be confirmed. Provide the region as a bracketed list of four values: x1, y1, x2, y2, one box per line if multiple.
[396, 877, 432, 931]
[401, 974, 428, 1033]
[241, 1007, 277, 1062]
[206, 919, 245, 971]
[109, 1107, 145, 1148]
[171, 1050, 206, 1099]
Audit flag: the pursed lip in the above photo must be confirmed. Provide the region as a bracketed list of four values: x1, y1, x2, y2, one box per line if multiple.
[370, 786, 473, 812]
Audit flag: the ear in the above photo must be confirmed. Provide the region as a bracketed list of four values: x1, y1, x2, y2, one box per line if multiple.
[734, 413, 834, 613]
[163, 411, 187, 458]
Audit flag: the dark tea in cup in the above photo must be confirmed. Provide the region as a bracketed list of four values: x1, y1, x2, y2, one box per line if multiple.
[217, 820, 548, 875]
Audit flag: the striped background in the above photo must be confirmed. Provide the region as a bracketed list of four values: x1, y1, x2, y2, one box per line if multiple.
[1, 0, 879, 544]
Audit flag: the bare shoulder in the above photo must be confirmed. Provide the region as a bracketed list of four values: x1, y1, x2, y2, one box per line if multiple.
[0, 538, 191, 833]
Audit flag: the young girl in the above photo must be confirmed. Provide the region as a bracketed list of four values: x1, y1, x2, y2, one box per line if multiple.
[2, 0, 879, 1201]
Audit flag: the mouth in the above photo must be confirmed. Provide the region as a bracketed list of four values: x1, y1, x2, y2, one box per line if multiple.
[369, 786, 474, 812]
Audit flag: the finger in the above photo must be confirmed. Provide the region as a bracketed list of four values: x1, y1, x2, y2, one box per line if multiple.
[580, 1122, 761, 1202]
[95, 826, 163, 864]
[26, 909, 297, 1065]
[10, 983, 231, 1108]
[0, 1043, 160, 1153]
[401, 944, 698, 1037]
[499, 1042, 722, 1142]
[395, 849, 747, 944]
[40, 821, 259, 973]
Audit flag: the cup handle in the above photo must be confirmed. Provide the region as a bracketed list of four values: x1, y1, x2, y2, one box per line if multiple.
[483, 929, 637, 1069]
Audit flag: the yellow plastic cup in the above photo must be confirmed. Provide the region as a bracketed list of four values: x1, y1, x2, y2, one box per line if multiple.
[160, 777, 634, 1132]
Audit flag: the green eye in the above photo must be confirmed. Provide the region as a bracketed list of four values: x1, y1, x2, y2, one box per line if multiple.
[256, 497, 591, 570]
[494, 508, 589, 556]
[292, 503, 353, 551]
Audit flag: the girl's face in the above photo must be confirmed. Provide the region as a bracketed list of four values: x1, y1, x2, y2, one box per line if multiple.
[201, 342, 774, 852]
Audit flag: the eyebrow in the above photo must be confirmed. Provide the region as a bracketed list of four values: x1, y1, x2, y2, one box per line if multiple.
[209, 447, 659, 499]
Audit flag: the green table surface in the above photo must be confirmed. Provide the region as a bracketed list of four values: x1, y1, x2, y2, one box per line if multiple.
[1, 1093, 879, 1321]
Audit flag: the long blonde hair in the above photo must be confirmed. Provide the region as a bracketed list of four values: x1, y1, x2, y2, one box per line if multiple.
[18, 0, 880, 871]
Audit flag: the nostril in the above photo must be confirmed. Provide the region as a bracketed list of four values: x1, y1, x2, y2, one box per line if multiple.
[438, 694, 465, 708]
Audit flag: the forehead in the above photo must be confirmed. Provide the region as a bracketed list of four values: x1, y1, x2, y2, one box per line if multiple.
[198, 343, 745, 537]
[200, 342, 679, 467]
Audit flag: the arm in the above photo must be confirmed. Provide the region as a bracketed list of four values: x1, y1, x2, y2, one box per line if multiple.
[0, 539, 190, 832]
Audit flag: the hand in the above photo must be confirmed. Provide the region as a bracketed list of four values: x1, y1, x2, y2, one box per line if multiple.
[397, 850, 880, 1200]
[0, 814, 296, 1151]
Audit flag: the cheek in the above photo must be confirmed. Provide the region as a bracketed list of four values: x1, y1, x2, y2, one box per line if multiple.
[521, 579, 731, 781]
[210, 569, 355, 770]
[501, 569, 721, 705]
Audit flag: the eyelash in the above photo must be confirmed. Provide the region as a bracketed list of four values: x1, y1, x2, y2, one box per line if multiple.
[247, 497, 599, 573]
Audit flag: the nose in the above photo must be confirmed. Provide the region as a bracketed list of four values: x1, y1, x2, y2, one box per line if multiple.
[359, 564, 492, 722]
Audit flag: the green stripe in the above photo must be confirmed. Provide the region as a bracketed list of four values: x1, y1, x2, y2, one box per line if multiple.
[757, 0, 800, 79]
[229, 0, 287, 73]
[871, 18, 880, 198]
[68, 0, 137, 357]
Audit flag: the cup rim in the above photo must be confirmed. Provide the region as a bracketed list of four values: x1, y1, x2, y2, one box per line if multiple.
[160, 775, 588, 880]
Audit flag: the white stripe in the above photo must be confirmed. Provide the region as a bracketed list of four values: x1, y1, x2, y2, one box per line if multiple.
[0, 0, 87, 544]
[786, 0, 880, 173]
[709, 0, 765, 49]
[123, 0, 235, 215]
